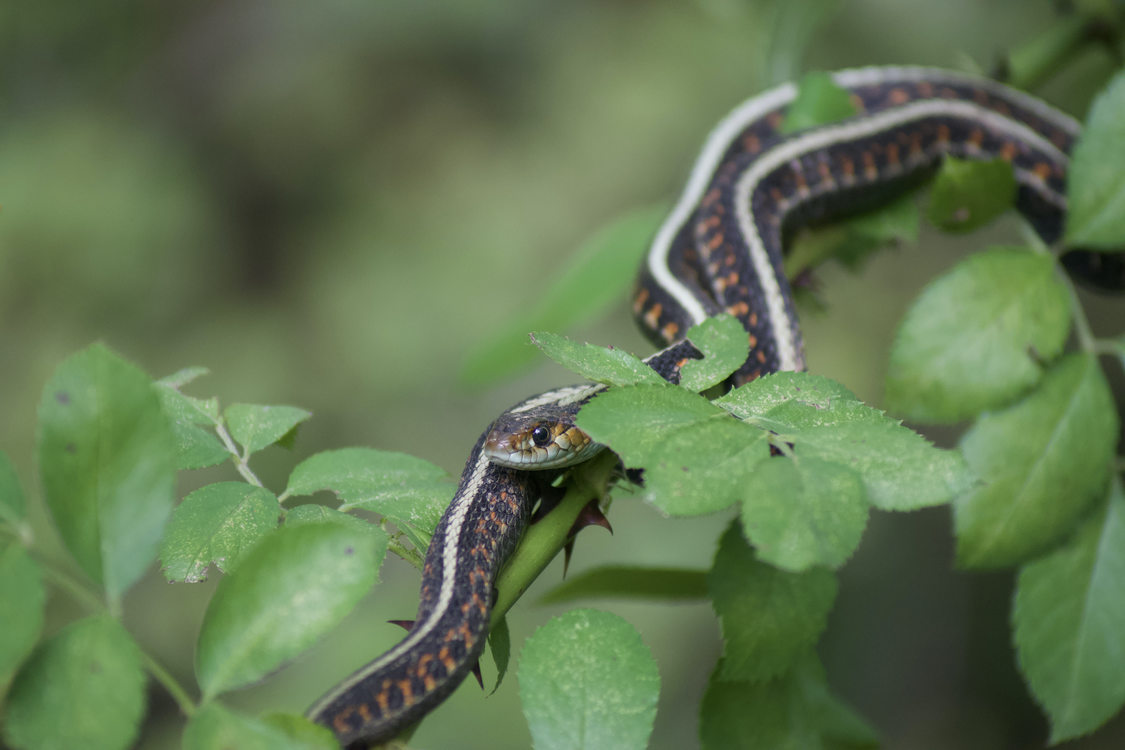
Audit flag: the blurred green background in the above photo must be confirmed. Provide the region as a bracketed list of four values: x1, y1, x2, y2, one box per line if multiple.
[2, 0, 1123, 748]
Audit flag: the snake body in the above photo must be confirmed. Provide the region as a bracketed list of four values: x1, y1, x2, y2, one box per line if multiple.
[309, 67, 1118, 746]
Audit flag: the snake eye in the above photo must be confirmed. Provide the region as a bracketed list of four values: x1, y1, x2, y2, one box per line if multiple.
[530, 425, 552, 448]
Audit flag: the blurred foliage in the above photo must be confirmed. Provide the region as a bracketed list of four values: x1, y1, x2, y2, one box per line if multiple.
[1, 0, 1123, 748]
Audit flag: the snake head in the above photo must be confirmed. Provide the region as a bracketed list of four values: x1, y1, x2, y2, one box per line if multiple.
[483, 412, 602, 470]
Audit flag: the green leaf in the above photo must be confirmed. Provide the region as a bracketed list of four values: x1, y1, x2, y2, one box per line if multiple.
[0, 451, 28, 533]
[700, 654, 878, 750]
[462, 204, 668, 385]
[885, 248, 1071, 422]
[36, 343, 177, 601]
[786, 193, 919, 277]
[955, 354, 1118, 568]
[719, 372, 970, 511]
[224, 403, 311, 455]
[195, 522, 383, 699]
[519, 609, 659, 750]
[709, 523, 837, 682]
[926, 157, 1017, 232]
[156, 383, 228, 470]
[531, 331, 667, 387]
[780, 71, 857, 133]
[678, 315, 751, 392]
[284, 448, 451, 546]
[0, 542, 45, 689]
[740, 456, 868, 571]
[183, 703, 337, 750]
[578, 384, 770, 516]
[158, 366, 211, 391]
[3, 615, 145, 750]
[1014, 480, 1125, 742]
[261, 712, 340, 748]
[539, 566, 708, 604]
[160, 483, 280, 583]
[1066, 70, 1125, 247]
[488, 616, 510, 696]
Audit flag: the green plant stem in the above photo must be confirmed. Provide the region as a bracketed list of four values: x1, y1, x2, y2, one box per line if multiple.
[141, 650, 198, 717]
[213, 421, 265, 488]
[1064, 276, 1099, 354]
[11, 532, 201, 716]
[490, 450, 620, 630]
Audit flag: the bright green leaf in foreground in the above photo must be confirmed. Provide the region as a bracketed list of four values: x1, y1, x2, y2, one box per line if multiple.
[531, 331, 666, 387]
[700, 654, 878, 750]
[3, 615, 145, 750]
[225, 403, 311, 455]
[160, 483, 280, 583]
[540, 565, 708, 604]
[740, 456, 868, 571]
[1014, 481, 1125, 743]
[284, 447, 452, 548]
[183, 703, 337, 750]
[885, 248, 1071, 423]
[926, 157, 1017, 233]
[37, 343, 177, 601]
[519, 609, 659, 750]
[195, 522, 382, 699]
[578, 384, 770, 516]
[709, 523, 837, 682]
[1066, 70, 1125, 247]
[678, 315, 751, 392]
[955, 354, 1118, 568]
[462, 204, 667, 385]
[719, 372, 969, 511]
[0, 542, 45, 688]
[780, 71, 857, 134]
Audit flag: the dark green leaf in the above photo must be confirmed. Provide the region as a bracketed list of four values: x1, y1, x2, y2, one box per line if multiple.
[0, 542, 45, 689]
[1066, 70, 1125, 247]
[36, 343, 177, 601]
[195, 522, 383, 699]
[3, 615, 145, 750]
[678, 315, 751, 392]
[709, 523, 837, 682]
[531, 331, 667, 387]
[786, 193, 919, 276]
[926, 157, 1017, 232]
[160, 483, 280, 583]
[539, 566, 708, 604]
[183, 703, 336, 750]
[740, 456, 868, 571]
[886, 248, 1071, 422]
[488, 616, 510, 696]
[578, 384, 770, 516]
[780, 71, 857, 133]
[700, 654, 878, 750]
[0, 451, 27, 531]
[955, 354, 1118, 568]
[225, 403, 311, 455]
[1014, 480, 1125, 742]
[519, 609, 659, 750]
[462, 204, 668, 385]
[719, 372, 969, 511]
[284, 448, 451, 545]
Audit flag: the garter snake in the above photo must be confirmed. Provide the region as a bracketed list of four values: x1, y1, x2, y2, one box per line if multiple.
[308, 67, 1121, 747]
